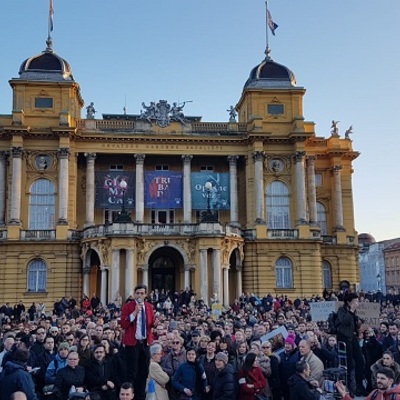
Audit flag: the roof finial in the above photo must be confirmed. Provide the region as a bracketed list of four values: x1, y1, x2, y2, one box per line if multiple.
[46, 0, 54, 52]
[265, 1, 278, 60]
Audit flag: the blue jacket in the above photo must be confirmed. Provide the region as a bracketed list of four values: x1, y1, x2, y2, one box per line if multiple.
[45, 353, 68, 384]
[172, 361, 208, 400]
[0, 360, 38, 400]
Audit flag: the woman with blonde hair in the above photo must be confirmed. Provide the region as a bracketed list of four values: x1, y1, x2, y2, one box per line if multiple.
[148, 344, 169, 400]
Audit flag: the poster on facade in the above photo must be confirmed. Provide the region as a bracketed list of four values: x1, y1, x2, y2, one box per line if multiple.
[191, 173, 230, 210]
[144, 171, 183, 209]
[95, 172, 135, 209]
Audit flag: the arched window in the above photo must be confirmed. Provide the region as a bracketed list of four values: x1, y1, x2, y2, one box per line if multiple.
[267, 181, 290, 229]
[317, 202, 327, 235]
[29, 179, 56, 229]
[323, 260, 333, 289]
[27, 259, 47, 292]
[275, 257, 293, 288]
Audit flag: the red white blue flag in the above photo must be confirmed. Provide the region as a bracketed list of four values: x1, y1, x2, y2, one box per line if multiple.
[267, 9, 278, 36]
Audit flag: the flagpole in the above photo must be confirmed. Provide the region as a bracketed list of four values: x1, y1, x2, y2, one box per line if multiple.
[265, 0, 270, 59]
[46, 0, 54, 51]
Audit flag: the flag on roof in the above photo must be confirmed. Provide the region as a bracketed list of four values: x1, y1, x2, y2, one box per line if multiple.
[49, 0, 54, 32]
[267, 9, 278, 36]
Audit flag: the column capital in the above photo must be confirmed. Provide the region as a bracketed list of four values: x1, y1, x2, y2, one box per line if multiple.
[332, 165, 342, 173]
[134, 154, 146, 163]
[253, 151, 265, 161]
[307, 155, 317, 164]
[58, 148, 70, 159]
[11, 147, 24, 158]
[294, 151, 306, 162]
[181, 155, 193, 163]
[228, 155, 239, 165]
[84, 152, 96, 160]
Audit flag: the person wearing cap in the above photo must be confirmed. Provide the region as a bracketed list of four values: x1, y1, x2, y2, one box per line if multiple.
[336, 291, 366, 396]
[279, 334, 300, 400]
[213, 352, 236, 400]
[45, 341, 69, 386]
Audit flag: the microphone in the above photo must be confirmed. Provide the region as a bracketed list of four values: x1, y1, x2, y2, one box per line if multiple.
[137, 298, 143, 304]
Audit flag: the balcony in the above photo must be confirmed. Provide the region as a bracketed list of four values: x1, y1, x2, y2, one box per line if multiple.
[267, 229, 299, 239]
[21, 230, 56, 240]
[322, 235, 337, 245]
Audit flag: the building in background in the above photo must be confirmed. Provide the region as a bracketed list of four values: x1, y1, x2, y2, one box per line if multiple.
[0, 24, 360, 306]
[384, 241, 400, 291]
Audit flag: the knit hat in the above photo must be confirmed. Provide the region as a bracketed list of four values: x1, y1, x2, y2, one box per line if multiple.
[285, 333, 296, 348]
[215, 352, 228, 364]
[58, 342, 70, 351]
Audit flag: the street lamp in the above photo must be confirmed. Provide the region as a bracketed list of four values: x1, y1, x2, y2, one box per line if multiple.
[114, 179, 133, 223]
[201, 181, 217, 222]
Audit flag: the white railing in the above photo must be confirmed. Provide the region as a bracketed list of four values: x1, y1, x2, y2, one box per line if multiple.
[322, 235, 337, 244]
[267, 229, 299, 239]
[21, 230, 56, 239]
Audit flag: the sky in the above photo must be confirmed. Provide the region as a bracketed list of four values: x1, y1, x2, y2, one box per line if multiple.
[0, 0, 399, 242]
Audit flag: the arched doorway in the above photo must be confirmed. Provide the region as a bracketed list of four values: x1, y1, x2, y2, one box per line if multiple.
[149, 247, 184, 293]
[86, 249, 102, 300]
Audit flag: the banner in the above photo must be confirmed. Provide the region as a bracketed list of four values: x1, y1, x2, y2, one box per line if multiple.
[310, 301, 338, 322]
[95, 172, 135, 209]
[191, 173, 230, 210]
[145, 171, 183, 209]
[356, 302, 380, 328]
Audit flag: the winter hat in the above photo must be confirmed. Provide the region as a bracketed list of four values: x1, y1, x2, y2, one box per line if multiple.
[58, 342, 70, 351]
[215, 352, 228, 364]
[285, 333, 296, 348]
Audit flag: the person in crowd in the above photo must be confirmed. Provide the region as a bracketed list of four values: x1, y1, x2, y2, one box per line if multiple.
[0, 349, 38, 400]
[321, 335, 339, 368]
[377, 322, 389, 343]
[287, 360, 322, 400]
[53, 350, 85, 399]
[362, 327, 383, 391]
[280, 335, 300, 400]
[238, 352, 266, 400]
[78, 334, 94, 367]
[336, 367, 400, 400]
[298, 339, 324, 388]
[172, 348, 209, 400]
[261, 340, 281, 400]
[119, 382, 135, 400]
[335, 291, 366, 396]
[231, 341, 249, 373]
[371, 351, 400, 388]
[45, 341, 69, 386]
[0, 335, 15, 373]
[120, 283, 156, 400]
[383, 323, 399, 351]
[198, 340, 217, 400]
[34, 334, 56, 396]
[148, 344, 169, 400]
[213, 352, 236, 400]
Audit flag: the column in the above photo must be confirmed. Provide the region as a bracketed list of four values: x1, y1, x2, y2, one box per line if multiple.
[58, 148, 70, 224]
[223, 266, 229, 307]
[184, 266, 190, 289]
[142, 266, 149, 288]
[111, 249, 120, 300]
[228, 155, 239, 225]
[100, 267, 107, 306]
[253, 151, 265, 223]
[125, 249, 134, 298]
[0, 152, 8, 226]
[135, 154, 145, 223]
[200, 249, 208, 304]
[294, 151, 307, 224]
[182, 155, 193, 223]
[332, 165, 344, 230]
[83, 269, 90, 296]
[236, 267, 243, 298]
[10, 147, 23, 224]
[307, 156, 317, 225]
[84, 153, 96, 227]
[213, 249, 221, 302]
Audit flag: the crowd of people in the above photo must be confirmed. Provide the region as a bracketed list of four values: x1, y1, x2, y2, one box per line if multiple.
[1, 286, 400, 400]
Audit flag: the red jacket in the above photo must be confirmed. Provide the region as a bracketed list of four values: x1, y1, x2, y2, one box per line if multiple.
[238, 366, 267, 400]
[120, 300, 155, 346]
[343, 385, 400, 400]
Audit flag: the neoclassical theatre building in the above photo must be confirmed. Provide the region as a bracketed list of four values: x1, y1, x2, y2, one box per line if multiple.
[0, 37, 360, 306]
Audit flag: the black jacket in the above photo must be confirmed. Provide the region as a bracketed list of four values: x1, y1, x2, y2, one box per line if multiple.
[288, 373, 320, 400]
[85, 357, 117, 391]
[213, 364, 236, 400]
[335, 305, 360, 340]
[54, 365, 85, 400]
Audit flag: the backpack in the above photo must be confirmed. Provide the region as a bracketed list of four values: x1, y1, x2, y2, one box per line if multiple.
[327, 311, 338, 334]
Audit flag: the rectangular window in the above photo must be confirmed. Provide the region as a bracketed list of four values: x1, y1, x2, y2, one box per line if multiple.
[35, 97, 53, 108]
[200, 166, 214, 171]
[156, 165, 169, 171]
[315, 173, 323, 186]
[109, 165, 124, 171]
[267, 104, 284, 115]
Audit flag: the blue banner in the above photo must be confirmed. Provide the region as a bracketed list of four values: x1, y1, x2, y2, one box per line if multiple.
[145, 171, 183, 209]
[191, 173, 230, 210]
[95, 172, 135, 209]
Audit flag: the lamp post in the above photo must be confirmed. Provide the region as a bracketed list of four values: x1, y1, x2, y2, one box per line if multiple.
[114, 179, 133, 223]
[201, 181, 217, 222]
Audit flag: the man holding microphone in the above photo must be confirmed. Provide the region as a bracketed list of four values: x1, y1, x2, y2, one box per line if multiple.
[121, 283, 157, 400]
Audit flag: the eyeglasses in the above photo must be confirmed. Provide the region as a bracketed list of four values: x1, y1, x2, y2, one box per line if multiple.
[67, 339, 74, 342]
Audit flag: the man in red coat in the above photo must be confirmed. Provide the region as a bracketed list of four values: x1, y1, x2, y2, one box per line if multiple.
[121, 283, 156, 400]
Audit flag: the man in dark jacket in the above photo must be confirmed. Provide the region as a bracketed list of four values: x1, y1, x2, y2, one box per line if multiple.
[288, 360, 321, 400]
[212, 352, 236, 400]
[0, 348, 38, 400]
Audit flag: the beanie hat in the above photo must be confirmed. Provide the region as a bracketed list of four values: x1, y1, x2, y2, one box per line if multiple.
[215, 352, 228, 364]
[285, 333, 296, 348]
[58, 342, 70, 351]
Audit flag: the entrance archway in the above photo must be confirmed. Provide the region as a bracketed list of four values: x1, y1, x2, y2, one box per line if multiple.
[148, 247, 184, 293]
[86, 249, 102, 300]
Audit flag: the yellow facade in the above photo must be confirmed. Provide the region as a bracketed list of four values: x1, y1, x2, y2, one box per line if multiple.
[0, 45, 359, 306]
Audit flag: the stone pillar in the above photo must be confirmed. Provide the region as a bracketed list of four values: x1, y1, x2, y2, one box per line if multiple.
[332, 165, 344, 230]
[223, 266, 230, 307]
[294, 151, 307, 224]
[84, 153, 96, 227]
[83, 269, 90, 297]
[100, 267, 108, 306]
[0, 152, 8, 226]
[182, 155, 193, 223]
[200, 249, 208, 304]
[10, 147, 23, 224]
[307, 156, 317, 225]
[253, 151, 265, 223]
[135, 154, 145, 223]
[125, 249, 134, 299]
[228, 155, 239, 225]
[142, 266, 149, 288]
[236, 268, 243, 298]
[111, 249, 120, 300]
[58, 148, 70, 224]
[184, 266, 190, 289]
[213, 249, 221, 302]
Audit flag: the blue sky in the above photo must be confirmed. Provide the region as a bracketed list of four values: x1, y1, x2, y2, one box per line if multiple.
[0, 0, 399, 241]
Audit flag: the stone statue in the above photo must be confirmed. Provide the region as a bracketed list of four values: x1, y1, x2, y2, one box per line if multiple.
[86, 102, 96, 119]
[344, 125, 353, 139]
[330, 120, 339, 137]
[170, 102, 186, 124]
[227, 105, 237, 122]
[140, 101, 156, 123]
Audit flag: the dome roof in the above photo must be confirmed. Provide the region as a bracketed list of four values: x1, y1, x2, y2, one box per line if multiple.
[358, 233, 376, 246]
[18, 50, 74, 82]
[244, 58, 296, 89]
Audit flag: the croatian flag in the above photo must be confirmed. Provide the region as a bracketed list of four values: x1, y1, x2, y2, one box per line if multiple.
[267, 9, 278, 36]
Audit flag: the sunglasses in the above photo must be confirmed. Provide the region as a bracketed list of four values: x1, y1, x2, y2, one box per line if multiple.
[173, 341, 180, 344]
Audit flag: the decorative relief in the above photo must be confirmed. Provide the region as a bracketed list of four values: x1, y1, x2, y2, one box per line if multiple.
[26, 151, 57, 171]
[264, 155, 290, 174]
[182, 239, 196, 263]
[98, 240, 110, 266]
[138, 239, 156, 264]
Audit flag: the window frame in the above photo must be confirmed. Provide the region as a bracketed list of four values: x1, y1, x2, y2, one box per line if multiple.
[275, 257, 293, 289]
[27, 259, 47, 293]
